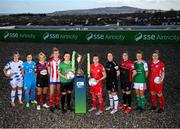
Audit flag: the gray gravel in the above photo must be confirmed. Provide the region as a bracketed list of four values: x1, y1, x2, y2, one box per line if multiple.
[0, 42, 180, 128]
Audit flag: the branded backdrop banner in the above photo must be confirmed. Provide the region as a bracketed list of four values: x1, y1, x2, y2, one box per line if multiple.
[0, 29, 179, 43]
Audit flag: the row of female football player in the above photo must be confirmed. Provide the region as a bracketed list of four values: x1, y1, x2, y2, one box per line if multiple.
[3, 48, 165, 115]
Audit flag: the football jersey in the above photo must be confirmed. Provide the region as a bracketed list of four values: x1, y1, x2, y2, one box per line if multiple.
[23, 61, 36, 80]
[150, 60, 165, 80]
[105, 61, 119, 81]
[119, 59, 134, 82]
[59, 61, 73, 83]
[90, 63, 104, 80]
[47, 58, 61, 82]
[133, 60, 148, 83]
[5, 60, 23, 81]
[36, 62, 48, 78]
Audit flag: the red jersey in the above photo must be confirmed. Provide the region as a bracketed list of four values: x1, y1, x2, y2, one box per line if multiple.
[90, 63, 104, 85]
[47, 58, 61, 82]
[150, 60, 165, 80]
[119, 59, 134, 82]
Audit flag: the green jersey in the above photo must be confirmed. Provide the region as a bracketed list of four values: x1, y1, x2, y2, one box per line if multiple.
[133, 60, 148, 83]
[59, 61, 73, 83]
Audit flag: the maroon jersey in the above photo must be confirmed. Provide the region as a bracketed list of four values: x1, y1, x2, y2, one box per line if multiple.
[119, 60, 134, 82]
[36, 62, 48, 78]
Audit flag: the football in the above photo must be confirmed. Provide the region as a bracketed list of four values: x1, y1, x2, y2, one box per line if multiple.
[66, 71, 75, 79]
[154, 76, 161, 84]
[88, 78, 98, 86]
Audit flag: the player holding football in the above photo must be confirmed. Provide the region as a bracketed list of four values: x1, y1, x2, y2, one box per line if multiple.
[23, 53, 37, 108]
[3, 51, 23, 107]
[36, 52, 49, 110]
[119, 51, 134, 114]
[133, 50, 148, 112]
[105, 52, 120, 114]
[48, 48, 61, 112]
[149, 50, 165, 113]
[58, 52, 74, 113]
[88, 55, 106, 116]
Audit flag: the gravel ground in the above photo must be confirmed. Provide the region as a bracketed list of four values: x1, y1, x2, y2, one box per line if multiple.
[0, 41, 180, 128]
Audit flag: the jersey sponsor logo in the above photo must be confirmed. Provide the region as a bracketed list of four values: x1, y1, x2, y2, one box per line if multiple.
[77, 82, 84, 88]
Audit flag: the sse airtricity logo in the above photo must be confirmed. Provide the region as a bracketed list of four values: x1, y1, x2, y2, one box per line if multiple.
[134, 32, 143, 42]
[3, 31, 9, 39]
[43, 32, 50, 40]
[86, 33, 93, 41]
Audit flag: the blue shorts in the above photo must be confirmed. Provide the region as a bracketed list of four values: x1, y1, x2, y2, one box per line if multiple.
[49, 82, 61, 85]
[24, 79, 36, 90]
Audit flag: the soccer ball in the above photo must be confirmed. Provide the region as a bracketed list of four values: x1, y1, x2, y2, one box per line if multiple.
[154, 76, 161, 84]
[88, 78, 98, 87]
[6, 69, 12, 77]
[66, 71, 75, 79]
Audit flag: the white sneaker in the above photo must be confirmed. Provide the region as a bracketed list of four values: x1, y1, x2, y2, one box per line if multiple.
[95, 111, 103, 116]
[42, 103, 49, 108]
[37, 105, 41, 110]
[88, 107, 96, 112]
[110, 109, 118, 114]
[105, 106, 113, 111]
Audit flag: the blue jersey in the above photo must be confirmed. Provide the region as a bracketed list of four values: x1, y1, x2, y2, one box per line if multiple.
[23, 61, 36, 81]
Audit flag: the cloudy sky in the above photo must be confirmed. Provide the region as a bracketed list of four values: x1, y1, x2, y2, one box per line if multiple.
[0, 0, 180, 14]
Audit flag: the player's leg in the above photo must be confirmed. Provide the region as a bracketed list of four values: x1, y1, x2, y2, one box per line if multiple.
[156, 84, 164, 113]
[17, 81, 23, 104]
[139, 87, 146, 112]
[149, 81, 157, 110]
[88, 88, 97, 112]
[49, 84, 55, 112]
[105, 82, 113, 111]
[96, 91, 104, 116]
[30, 80, 37, 104]
[134, 83, 141, 110]
[24, 81, 31, 108]
[55, 83, 61, 109]
[10, 81, 17, 107]
[110, 92, 119, 114]
[67, 82, 73, 111]
[119, 82, 127, 110]
[124, 82, 132, 113]
[61, 83, 67, 113]
[42, 87, 49, 108]
[36, 87, 42, 110]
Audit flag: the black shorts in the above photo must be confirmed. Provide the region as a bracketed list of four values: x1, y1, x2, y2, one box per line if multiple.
[61, 82, 73, 92]
[36, 76, 49, 88]
[120, 81, 132, 91]
[106, 80, 118, 92]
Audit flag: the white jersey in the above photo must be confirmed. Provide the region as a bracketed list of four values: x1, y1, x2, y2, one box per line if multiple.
[5, 60, 23, 88]
[48, 58, 61, 83]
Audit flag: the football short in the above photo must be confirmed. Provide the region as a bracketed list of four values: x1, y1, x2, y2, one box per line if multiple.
[10, 79, 23, 89]
[106, 80, 118, 92]
[36, 76, 49, 88]
[133, 83, 146, 90]
[24, 79, 36, 90]
[149, 80, 163, 94]
[61, 82, 73, 92]
[120, 81, 132, 91]
[90, 83, 103, 96]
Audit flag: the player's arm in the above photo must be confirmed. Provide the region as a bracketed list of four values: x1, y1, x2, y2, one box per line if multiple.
[160, 64, 165, 83]
[97, 67, 106, 82]
[3, 63, 10, 77]
[58, 64, 68, 79]
[115, 62, 120, 77]
[144, 62, 149, 78]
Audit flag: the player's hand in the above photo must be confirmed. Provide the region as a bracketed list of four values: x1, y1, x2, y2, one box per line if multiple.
[159, 79, 163, 84]
[132, 70, 137, 77]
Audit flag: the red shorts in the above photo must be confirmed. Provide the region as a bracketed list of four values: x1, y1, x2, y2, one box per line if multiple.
[90, 84, 103, 96]
[149, 80, 163, 94]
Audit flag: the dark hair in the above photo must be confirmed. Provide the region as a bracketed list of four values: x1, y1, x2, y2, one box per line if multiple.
[93, 54, 99, 58]
[153, 50, 160, 55]
[107, 51, 114, 57]
[26, 53, 32, 57]
[136, 50, 143, 55]
[122, 50, 129, 55]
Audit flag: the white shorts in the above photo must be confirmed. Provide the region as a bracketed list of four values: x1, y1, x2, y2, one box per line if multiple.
[133, 83, 146, 90]
[10, 80, 23, 89]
